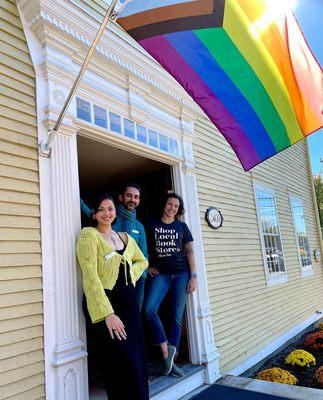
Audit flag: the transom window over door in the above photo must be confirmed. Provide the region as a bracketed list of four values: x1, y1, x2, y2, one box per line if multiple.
[254, 184, 287, 286]
[290, 196, 313, 276]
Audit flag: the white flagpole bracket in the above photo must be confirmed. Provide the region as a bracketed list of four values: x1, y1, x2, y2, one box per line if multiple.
[39, 0, 119, 158]
[39, 130, 56, 157]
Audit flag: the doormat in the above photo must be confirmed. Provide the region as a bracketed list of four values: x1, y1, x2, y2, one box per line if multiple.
[190, 384, 289, 400]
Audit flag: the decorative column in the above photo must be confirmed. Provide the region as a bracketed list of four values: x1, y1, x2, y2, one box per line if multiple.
[17, 1, 89, 397]
[39, 120, 88, 400]
[174, 110, 220, 384]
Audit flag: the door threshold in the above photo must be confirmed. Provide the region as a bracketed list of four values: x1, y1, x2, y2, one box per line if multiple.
[150, 364, 206, 400]
[89, 365, 206, 400]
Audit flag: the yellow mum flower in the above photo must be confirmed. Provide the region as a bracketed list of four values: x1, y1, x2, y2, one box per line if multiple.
[285, 349, 316, 368]
[257, 368, 298, 385]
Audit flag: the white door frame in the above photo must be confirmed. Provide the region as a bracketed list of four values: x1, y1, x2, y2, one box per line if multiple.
[172, 151, 220, 383]
[76, 127, 221, 386]
[42, 115, 221, 400]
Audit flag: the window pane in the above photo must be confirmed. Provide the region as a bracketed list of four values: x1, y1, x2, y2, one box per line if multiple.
[124, 119, 135, 139]
[76, 98, 91, 122]
[93, 105, 107, 128]
[137, 125, 147, 143]
[109, 112, 121, 133]
[148, 129, 158, 147]
[159, 133, 169, 151]
[256, 187, 285, 275]
[169, 138, 179, 155]
[291, 197, 311, 268]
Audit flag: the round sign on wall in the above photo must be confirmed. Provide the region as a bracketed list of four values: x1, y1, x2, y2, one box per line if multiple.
[313, 249, 321, 263]
[205, 207, 223, 230]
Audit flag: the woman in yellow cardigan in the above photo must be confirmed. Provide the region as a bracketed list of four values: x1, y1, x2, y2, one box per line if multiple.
[76, 194, 149, 400]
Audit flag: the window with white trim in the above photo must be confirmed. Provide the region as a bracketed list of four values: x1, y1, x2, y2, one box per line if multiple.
[290, 196, 312, 275]
[254, 184, 286, 285]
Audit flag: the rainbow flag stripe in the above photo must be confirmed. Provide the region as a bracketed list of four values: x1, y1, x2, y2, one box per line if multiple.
[117, 0, 323, 171]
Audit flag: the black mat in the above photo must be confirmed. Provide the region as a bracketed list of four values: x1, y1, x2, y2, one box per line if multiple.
[190, 384, 290, 400]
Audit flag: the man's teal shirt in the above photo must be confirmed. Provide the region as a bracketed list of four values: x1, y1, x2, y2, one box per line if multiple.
[113, 204, 148, 261]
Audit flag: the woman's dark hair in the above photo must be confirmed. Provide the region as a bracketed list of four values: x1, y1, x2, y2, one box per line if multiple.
[162, 192, 185, 218]
[90, 194, 116, 226]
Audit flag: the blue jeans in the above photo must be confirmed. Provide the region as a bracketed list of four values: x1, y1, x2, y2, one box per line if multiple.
[144, 271, 189, 350]
[135, 275, 146, 313]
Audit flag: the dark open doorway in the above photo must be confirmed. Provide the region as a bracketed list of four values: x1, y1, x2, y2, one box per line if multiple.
[77, 136, 190, 395]
[77, 135, 174, 219]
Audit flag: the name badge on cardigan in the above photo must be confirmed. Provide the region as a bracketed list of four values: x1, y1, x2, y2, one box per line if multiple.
[132, 229, 139, 234]
[104, 252, 116, 261]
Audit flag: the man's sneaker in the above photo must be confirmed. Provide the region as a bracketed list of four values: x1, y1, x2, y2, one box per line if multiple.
[162, 345, 176, 375]
[170, 363, 184, 378]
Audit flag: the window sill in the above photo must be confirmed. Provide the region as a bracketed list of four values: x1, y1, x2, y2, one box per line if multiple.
[301, 267, 314, 277]
[266, 274, 288, 287]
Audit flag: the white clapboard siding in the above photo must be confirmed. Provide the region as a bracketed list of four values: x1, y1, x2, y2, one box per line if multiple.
[69, 0, 108, 21]
[194, 117, 323, 373]
[0, 1, 44, 397]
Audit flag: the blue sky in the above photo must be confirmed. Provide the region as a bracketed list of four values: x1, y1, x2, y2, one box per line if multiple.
[294, 0, 322, 175]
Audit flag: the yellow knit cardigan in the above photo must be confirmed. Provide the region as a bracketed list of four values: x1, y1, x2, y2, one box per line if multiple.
[76, 227, 148, 323]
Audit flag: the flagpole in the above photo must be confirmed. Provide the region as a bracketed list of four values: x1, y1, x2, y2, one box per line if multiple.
[39, 0, 119, 157]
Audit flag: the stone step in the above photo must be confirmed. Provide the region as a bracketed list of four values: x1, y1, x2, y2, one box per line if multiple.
[89, 364, 206, 400]
[151, 365, 206, 400]
[216, 375, 323, 400]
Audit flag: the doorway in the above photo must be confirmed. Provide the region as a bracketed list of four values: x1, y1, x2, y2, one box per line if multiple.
[77, 135, 190, 394]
